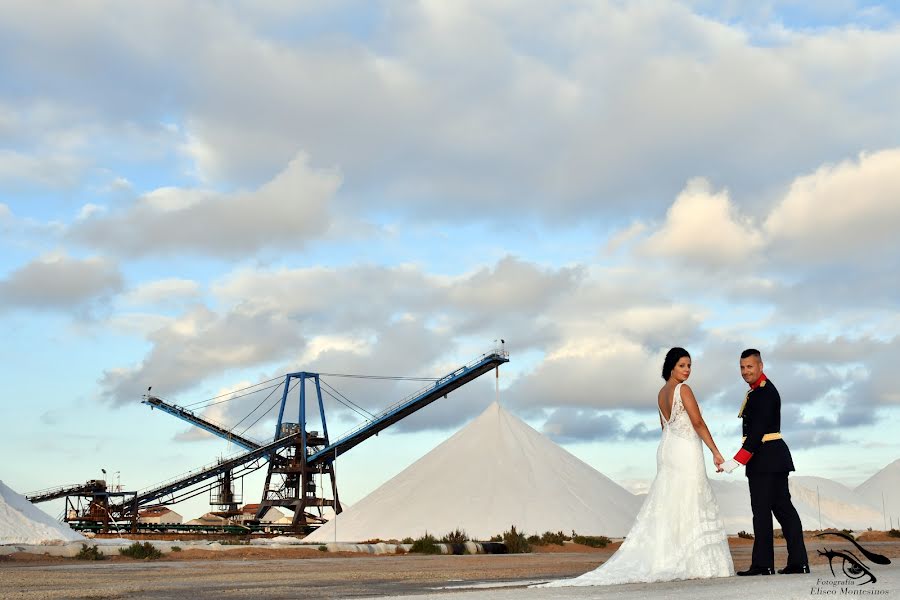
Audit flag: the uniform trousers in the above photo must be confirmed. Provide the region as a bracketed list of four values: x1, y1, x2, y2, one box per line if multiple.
[748, 471, 808, 568]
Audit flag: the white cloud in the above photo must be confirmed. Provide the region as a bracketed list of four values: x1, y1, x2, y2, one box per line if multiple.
[445, 257, 583, 313]
[105, 312, 175, 338]
[68, 153, 341, 257]
[604, 221, 647, 255]
[508, 336, 665, 410]
[641, 178, 765, 268]
[99, 304, 307, 405]
[76, 203, 105, 220]
[122, 278, 201, 307]
[4, 2, 898, 220]
[0, 252, 122, 311]
[98, 256, 583, 409]
[765, 148, 900, 263]
[0, 149, 85, 190]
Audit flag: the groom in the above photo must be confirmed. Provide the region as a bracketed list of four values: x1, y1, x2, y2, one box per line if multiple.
[722, 349, 809, 576]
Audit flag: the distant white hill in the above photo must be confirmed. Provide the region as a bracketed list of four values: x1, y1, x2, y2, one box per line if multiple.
[711, 473, 886, 534]
[856, 459, 900, 528]
[306, 402, 641, 542]
[789, 476, 883, 531]
[709, 479, 753, 533]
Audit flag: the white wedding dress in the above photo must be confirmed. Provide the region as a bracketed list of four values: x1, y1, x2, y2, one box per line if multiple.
[540, 383, 734, 586]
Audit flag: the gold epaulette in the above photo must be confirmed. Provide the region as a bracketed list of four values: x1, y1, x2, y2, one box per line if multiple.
[738, 390, 750, 418]
[738, 380, 767, 417]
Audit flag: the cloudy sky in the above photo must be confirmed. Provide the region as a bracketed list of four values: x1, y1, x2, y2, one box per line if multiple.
[2, 1, 899, 521]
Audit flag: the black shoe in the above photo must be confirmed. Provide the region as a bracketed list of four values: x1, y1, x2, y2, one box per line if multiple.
[737, 565, 775, 576]
[778, 564, 810, 575]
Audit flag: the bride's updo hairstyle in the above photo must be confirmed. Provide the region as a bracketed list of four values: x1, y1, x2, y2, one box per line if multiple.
[662, 347, 690, 380]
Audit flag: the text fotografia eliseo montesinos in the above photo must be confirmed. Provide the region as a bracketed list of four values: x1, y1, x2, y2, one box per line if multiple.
[810, 578, 889, 596]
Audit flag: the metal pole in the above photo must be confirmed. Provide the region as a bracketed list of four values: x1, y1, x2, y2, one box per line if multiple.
[334, 446, 337, 545]
[817, 486, 822, 530]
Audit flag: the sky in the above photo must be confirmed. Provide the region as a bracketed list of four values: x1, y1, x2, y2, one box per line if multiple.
[1, 0, 899, 523]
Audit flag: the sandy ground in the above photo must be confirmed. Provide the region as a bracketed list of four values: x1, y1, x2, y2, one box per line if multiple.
[3, 534, 900, 599]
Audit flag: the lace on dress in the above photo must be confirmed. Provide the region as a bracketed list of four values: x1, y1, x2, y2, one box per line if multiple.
[664, 383, 699, 439]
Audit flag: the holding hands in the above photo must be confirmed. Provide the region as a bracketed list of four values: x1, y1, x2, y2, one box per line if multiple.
[720, 458, 741, 474]
[713, 452, 725, 473]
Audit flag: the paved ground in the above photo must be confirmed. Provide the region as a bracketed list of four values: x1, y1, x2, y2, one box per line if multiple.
[384, 564, 900, 599]
[3, 536, 899, 599]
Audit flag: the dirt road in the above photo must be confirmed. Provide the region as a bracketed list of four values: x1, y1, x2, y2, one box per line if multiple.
[3, 535, 898, 599]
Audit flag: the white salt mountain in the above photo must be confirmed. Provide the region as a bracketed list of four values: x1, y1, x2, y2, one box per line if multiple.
[0, 480, 85, 545]
[712, 475, 885, 533]
[305, 402, 640, 542]
[856, 459, 900, 527]
[790, 476, 883, 530]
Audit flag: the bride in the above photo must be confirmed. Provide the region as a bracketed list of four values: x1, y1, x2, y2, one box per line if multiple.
[539, 347, 735, 586]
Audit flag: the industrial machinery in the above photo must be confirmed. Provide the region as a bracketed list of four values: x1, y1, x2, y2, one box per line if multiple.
[27, 347, 509, 532]
[26, 480, 137, 532]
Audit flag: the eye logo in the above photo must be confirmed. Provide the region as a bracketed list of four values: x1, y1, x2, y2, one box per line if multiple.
[815, 531, 891, 586]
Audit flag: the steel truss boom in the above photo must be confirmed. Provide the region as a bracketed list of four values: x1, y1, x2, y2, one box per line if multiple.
[141, 396, 261, 451]
[110, 432, 301, 512]
[308, 350, 509, 465]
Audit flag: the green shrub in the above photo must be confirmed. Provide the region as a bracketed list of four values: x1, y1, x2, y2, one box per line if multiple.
[501, 525, 531, 554]
[75, 544, 105, 560]
[440, 528, 468, 544]
[409, 533, 441, 554]
[526, 534, 541, 545]
[170, 546, 182, 552]
[318, 545, 328, 552]
[572, 535, 610, 548]
[737, 530, 754, 540]
[540, 530, 570, 546]
[888, 529, 900, 538]
[119, 541, 162, 560]
[401, 537, 414, 544]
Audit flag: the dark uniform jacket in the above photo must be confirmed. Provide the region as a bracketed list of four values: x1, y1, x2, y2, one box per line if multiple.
[740, 378, 795, 475]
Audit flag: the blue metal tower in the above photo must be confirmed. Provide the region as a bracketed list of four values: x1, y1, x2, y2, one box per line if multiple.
[256, 372, 339, 527]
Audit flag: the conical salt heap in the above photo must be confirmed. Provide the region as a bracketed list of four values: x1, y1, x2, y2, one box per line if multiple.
[306, 402, 640, 542]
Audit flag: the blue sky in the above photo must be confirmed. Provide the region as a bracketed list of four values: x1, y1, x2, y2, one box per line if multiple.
[2, 0, 900, 521]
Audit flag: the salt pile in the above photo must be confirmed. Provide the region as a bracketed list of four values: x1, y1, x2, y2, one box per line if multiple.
[856, 459, 900, 525]
[711, 476, 885, 534]
[789, 476, 883, 530]
[0, 480, 85, 545]
[306, 402, 640, 542]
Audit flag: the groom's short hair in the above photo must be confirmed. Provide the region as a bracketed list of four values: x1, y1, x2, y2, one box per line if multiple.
[741, 348, 761, 360]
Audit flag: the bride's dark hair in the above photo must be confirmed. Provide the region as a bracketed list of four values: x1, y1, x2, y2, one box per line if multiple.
[662, 347, 690, 380]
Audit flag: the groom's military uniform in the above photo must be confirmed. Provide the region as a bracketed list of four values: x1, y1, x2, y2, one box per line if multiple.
[734, 374, 808, 571]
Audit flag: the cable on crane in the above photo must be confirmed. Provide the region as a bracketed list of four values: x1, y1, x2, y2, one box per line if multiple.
[156, 370, 435, 441]
[319, 384, 374, 421]
[181, 376, 285, 409]
[235, 378, 301, 437]
[320, 379, 376, 420]
[317, 372, 439, 382]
